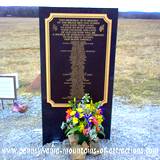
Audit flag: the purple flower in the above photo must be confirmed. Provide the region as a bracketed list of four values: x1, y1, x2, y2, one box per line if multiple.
[87, 121, 92, 126]
[85, 125, 88, 129]
[75, 112, 79, 118]
[99, 106, 104, 114]
[84, 114, 92, 127]
[84, 114, 92, 119]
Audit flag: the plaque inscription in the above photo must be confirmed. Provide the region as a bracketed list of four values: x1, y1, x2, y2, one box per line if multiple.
[45, 13, 112, 107]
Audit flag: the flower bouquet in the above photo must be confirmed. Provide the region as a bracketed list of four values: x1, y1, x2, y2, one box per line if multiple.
[61, 93, 105, 158]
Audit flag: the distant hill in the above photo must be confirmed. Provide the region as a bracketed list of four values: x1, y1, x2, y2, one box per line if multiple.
[119, 12, 160, 19]
[0, 6, 160, 19]
[0, 6, 38, 17]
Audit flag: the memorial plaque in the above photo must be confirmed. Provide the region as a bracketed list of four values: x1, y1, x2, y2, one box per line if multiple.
[39, 7, 118, 144]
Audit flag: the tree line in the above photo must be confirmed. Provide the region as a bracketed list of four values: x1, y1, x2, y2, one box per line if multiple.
[0, 6, 160, 19]
[0, 6, 38, 17]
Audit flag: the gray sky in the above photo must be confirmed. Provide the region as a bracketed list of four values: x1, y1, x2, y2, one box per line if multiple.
[0, 0, 160, 12]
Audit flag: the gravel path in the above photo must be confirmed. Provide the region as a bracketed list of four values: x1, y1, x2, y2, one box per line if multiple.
[0, 96, 159, 160]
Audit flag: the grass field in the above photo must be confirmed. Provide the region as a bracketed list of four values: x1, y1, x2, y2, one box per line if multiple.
[115, 19, 160, 104]
[0, 18, 159, 104]
[0, 18, 40, 93]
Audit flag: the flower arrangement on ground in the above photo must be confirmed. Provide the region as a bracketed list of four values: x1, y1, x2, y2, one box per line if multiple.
[61, 93, 105, 145]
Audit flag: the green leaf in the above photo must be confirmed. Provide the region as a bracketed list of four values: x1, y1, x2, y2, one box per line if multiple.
[78, 133, 89, 144]
[66, 127, 80, 136]
[89, 127, 97, 140]
[82, 93, 91, 104]
[99, 125, 104, 132]
[95, 101, 101, 108]
[98, 131, 105, 138]
[64, 127, 70, 134]
[61, 122, 67, 130]
[90, 134, 97, 141]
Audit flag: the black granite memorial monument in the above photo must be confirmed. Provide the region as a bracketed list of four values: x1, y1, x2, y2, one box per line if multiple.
[39, 7, 118, 144]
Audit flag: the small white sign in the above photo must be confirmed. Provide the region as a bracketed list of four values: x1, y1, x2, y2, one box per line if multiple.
[0, 76, 16, 99]
[0, 73, 19, 89]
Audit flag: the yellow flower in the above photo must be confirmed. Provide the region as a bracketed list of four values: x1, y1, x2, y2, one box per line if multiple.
[79, 113, 84, 118]
[86, 103, 95, 111]
[72, 117, 78, 124]
[86, 104, 91, 109]
[98, 118, 103, 124]
[91, 105, 95, 111]
[76, 108, 83, 113]
[79, 123, 84, 132]
[95, 115, 103, 124]
[70, 111, 76, 116]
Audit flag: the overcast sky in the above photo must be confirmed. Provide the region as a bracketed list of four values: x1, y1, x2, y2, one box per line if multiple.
[0, 0, 160, 12]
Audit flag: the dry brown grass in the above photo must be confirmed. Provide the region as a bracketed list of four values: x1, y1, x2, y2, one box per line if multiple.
[0, 18, 159, 104]
[0, 18, 40, 93]
[115, 19, 160, 104]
